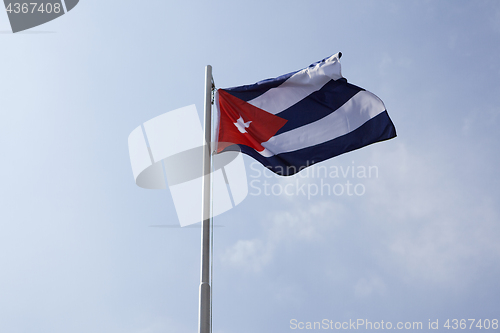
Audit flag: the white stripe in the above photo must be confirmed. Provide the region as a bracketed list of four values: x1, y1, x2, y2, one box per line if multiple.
[259, 91, 386, 157]
[248, 53, 342, 115]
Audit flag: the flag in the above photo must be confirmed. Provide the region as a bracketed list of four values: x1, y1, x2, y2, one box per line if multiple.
[215, 52, 396, 176]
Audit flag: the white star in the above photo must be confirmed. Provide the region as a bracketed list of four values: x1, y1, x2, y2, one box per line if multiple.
[234, 116, 252, 133]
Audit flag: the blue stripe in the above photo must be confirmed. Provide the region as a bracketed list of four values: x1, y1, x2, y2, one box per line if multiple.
[224, 54, 337, 102]
[275, 78, 363, 135]
[236, 111, 396, 176]
[224, 72, 294, 101]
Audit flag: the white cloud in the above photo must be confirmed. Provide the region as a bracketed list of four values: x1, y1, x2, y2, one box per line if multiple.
[221, 239, 271, 272]
[365, 143, 500, 287]
[221, 201, 347, 273]
[224, 139, 500, 297]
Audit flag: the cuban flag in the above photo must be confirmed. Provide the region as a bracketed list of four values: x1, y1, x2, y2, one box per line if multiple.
[215, 53, 396, 176]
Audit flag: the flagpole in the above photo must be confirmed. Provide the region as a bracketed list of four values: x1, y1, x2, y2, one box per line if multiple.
[199, 65, 212, 333]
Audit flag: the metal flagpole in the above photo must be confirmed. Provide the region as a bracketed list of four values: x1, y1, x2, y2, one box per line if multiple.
[199, 65, 212, 333]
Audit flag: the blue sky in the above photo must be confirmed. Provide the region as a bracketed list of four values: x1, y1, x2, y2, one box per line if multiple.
[1, 1, 499, 332]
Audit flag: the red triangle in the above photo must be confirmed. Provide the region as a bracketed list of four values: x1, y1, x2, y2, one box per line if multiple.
[217, 89, 287, 153]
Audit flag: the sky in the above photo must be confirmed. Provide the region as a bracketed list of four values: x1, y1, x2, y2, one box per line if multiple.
[1, 1, 499, 332]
